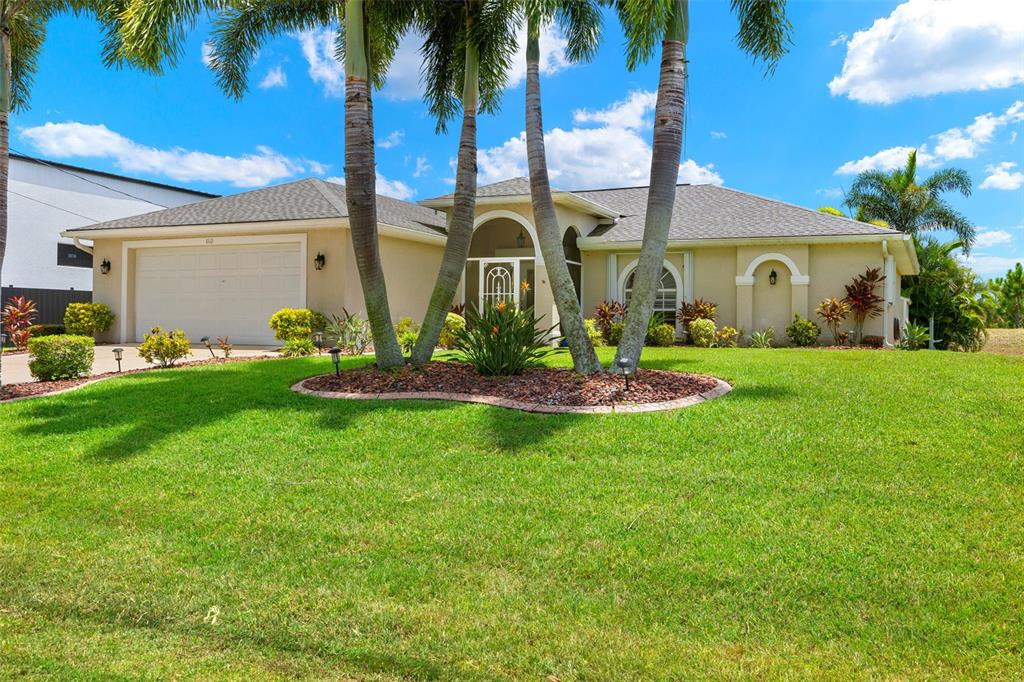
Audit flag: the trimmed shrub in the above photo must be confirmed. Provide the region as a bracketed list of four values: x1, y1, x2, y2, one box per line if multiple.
[584, 318, 606, 347]
[648, 323, 677, 347]
[268, 308, 328, 342]
[453, 302, 556, 376]
[394, 316, 420, 337]
[689, 318, 716, 348]
[785, 314, 821, 347]
[607, 321, 625, 346]
[438, 313, 466, 350]
[715, 326, 739, 348]
[28, 324, 65, 337]
[282, 337, 316, 357]
[138, 327, 191, 367]
[27, 334, 94, 381]
[64, 303, 114, 337]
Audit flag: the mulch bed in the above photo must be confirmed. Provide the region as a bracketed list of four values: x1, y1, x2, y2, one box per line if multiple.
[0, 355, 276, 403]
[302, 361, 721, 407]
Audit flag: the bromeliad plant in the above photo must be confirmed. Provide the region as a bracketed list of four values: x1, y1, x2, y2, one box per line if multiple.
[454, 302, 557, 376]
[2, 296, 37, 350]
[897, 322, 930, 350]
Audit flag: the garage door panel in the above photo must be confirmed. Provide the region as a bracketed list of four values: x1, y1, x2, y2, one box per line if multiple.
[135, 242, 302, 345]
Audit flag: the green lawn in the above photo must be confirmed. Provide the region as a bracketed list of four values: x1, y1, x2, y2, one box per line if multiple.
[1, 349, 1022, 680]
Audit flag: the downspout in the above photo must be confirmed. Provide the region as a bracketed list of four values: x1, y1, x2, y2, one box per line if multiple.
[72, 237, 94, 255]
[882, 240, 895, 347]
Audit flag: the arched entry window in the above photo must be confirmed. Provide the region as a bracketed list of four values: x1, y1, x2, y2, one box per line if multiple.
[563, 227, 582, 303]
[623, 266, 678, 325]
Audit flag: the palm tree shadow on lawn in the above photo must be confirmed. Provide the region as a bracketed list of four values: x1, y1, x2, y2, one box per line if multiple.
[11, 358, 580, 460]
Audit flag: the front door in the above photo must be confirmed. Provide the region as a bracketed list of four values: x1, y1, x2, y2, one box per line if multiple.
[479, 259, 520, 310]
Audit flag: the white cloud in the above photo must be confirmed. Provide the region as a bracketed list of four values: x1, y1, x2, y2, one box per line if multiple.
[710, 131, 727, 140]
[835, 146, 926, 175]
[961, 254, 1024, 276]
[980, 161, 1024, 190]
[296, 29, 343, 97]
[325, 173, 415, 201]
[307, 160, 329, 176]
[829, 33, 848, 47]
[412, 156, 431, 178]
[258, 65, 287, 90]
[816, 187, 844, 199]
[201, 42, 214, 67]
[20, 122, 313, 188]
[829, 0, 1024, 104]
[974, 229, 1014, 249]
[836, 101, 1024, 174]
[573, 90, 657, 130]
[477, 90, 722, 189]
[377, 129, 404, 149]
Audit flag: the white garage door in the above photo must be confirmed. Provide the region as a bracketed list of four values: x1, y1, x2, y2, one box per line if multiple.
[134, 242, 303, 345]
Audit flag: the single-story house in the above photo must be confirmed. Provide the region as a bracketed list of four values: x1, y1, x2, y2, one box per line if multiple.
[63, 176, 919, 347]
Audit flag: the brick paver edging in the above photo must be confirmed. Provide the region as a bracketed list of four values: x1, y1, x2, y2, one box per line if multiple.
[291, 376, 732, 414]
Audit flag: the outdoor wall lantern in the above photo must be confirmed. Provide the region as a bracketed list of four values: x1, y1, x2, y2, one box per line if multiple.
[100, 258, 112, 275]
[112, 347, 124, 373]
[516, 230, 526, 249]
[329, 346, 342, 376]
[769, 269, 778, 286]
[200, 336, 216, 358]
[314, 252, 326, 270]
[617, 356, 633, 391]
[313, 331, 325, 353]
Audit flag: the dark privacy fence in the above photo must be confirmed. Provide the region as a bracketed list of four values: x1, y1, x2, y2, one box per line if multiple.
[2, 286, 92, 325]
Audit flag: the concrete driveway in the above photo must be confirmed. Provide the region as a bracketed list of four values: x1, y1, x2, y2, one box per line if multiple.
[1, 343, 279, 385]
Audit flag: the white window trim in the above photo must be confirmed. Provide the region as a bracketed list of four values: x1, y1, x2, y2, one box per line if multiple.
[617, 257, 684, 322]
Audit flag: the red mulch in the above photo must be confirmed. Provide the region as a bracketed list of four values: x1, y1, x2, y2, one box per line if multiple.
[303, 361, 720, 407]
[0, 355, 276, 403]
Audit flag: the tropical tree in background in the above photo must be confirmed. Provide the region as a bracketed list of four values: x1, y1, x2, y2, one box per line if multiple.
[115, 0, 416, 368]
[845, 150, 976, 248]
[612, 0, 791, 371]
[990, 263, 1024, 328]
[523, 0, 604, 374]
[0, 0, 120, 387]
[902, 236, 993, 351]
[816, 206, 844, 216]
[410, 0, 518, 366]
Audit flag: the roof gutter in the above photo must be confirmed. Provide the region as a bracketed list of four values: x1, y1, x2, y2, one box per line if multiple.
[71, 237, 94, 255]
[577, 232, 908, 251]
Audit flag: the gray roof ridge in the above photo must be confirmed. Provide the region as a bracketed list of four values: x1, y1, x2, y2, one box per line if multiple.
[308, 177, 348, 216]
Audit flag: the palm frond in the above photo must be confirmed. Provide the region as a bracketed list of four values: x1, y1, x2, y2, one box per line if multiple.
[730, 0, 791, 75]
[923, 167, 972, 197]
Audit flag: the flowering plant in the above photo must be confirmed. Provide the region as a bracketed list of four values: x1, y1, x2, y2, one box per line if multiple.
[453, 302, 557, 375]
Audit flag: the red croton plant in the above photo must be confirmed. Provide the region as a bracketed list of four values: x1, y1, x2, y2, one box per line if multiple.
[842, 268, 885, 344]
[2, 296, 38, 351]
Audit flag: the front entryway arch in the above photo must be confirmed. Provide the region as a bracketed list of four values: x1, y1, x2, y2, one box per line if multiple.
[465, 210, 539, 312]
[735, 252, 810, 342]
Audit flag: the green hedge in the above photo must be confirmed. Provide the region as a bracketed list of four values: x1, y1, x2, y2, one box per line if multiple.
[28, 324, 66, 337]
[27, 335, 94, 381]
[64, 303, 114, 337]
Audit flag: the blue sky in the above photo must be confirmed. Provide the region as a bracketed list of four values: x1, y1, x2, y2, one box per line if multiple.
[15, 0, 1024, 277]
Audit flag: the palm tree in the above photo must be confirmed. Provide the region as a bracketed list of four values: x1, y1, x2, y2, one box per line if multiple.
[904, 236, 964, 349]
[612, 0, 791, 371]
[0, 1, 120, 388]
[845, 150, 975, 249]
[410, 0, 518, 366]
[523, 0, 604, 374]
[115, 0, 414, 368]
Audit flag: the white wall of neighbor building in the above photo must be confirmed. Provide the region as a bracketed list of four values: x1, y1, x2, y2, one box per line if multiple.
[1, 155, 213, 291]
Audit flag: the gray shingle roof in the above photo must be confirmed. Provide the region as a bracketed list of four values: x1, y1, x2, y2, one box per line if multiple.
[66, 178, 448, 236]
[575, 184, 900, 242]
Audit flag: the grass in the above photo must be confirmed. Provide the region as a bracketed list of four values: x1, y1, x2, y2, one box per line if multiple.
[985, 328, 1024, 356]
[1, 348, 1022, 680]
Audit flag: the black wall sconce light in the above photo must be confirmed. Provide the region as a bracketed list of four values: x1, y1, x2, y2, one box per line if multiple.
[516, 230, 526, 249]
[769, 269, 778, 286]
[314, 252, 326, 270]
[100, 258, 112, 275]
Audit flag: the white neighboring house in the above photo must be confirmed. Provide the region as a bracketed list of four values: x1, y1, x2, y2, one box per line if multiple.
[3, 154, 215, 322]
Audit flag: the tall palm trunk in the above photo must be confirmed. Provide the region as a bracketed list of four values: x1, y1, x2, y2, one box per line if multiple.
[0, 25, 10, 388]
[411, 28, 478, 366]
[344, 0, 403, 369]
[525, 17, 602, 375]
[614, 0, 687, 373]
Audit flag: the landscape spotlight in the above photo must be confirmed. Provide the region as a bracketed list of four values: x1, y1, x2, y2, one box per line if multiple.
[199, 336, 216, 358]
[617, 356, 633, 391]
[329, 346, 342, 376]
[112, 347, 124, 373]
[313, 331, 325, 353]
